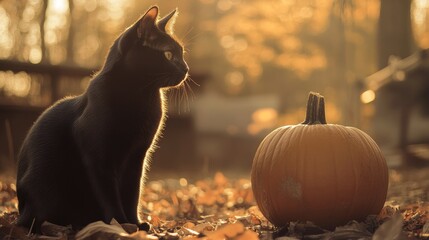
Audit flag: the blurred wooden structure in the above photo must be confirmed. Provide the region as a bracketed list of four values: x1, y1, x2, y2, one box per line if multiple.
[0, 59, 93, 173]
[0, 59, 94, 105]
[363, 49, 429, 166]
[0, 60, 205, 175]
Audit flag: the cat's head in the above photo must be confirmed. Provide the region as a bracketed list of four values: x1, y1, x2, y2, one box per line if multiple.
[110, 6, 189, 89]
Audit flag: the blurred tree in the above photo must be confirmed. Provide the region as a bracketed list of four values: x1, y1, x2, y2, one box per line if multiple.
[375, 0, 429, 166]
[327, 0, 379, 125]
[40, 0, 48, 63]
[65, 0, 74, 64]
[216, 0, 330, 82]
[377, 0, 415, 68]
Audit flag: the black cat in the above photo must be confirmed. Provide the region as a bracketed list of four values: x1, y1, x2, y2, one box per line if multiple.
[16, 6, 188, 231]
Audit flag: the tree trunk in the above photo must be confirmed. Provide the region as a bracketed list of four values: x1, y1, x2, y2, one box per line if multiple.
[377, 0, 415, 68]
[377, 0, 420, 166]
[66, 0, 75, 65]
[40, 0, 48, 63]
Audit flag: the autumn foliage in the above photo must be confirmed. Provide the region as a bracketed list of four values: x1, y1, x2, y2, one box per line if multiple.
[0, 171, 428, 239]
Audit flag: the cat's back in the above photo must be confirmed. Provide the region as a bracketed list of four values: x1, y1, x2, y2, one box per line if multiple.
[18, 95, 85, 173]
[21, 95, 84, 146]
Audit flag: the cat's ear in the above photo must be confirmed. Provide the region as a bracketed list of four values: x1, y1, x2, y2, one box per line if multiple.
[117, 6, 159, 54]
[158, 9, 177, 33]
[137, 6, 159, 41]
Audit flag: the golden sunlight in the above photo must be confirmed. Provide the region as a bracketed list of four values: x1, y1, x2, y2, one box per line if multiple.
[360, 90, 376, 104]
[252, 108, 278, 124]
[217, 0, 332, 80]
[51, 0, 68, 13]
[29, 47, 42, 64]
[44, 0, 70, 64]
[0, 6, 13, 58]
[0, 71, 32, 97]
[247, 107, 278, 135]
[412, 0, 429, 48]
[225, 71, 244, 94]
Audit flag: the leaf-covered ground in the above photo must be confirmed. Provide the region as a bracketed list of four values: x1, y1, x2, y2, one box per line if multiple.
[0, 168, 428, 239]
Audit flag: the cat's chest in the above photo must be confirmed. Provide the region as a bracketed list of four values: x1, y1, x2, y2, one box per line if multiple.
[106, 88, 162, 119]
[110, 102, 162, 129]
[122, 107, 164, 151]
[87, 79, 164, 137]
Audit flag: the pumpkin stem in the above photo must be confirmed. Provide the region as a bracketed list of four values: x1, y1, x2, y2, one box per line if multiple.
[302, 92, 327, 125]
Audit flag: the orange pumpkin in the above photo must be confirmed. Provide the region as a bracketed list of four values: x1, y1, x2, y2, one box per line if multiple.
[251, 92, 388, 229]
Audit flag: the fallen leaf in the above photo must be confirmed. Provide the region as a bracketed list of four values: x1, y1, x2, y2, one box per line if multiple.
[275, 237, 300, 240]
[163, 220, 177, 230]
[36, 236, 68, 240]
[328, 221, 371, 239]
[40, 221, 72, 237]
[378, 204, 400, 222]
[235, 229, 259, 240]
[373, 213, 406, 240]
[75, 220, 130, 240]
[182, 227, 200, 236]
[197, 190, 217, 206]
[148, 215, 161, 228]
[179, 199, 200, 218]
[422, 221, 429, 234]
[129, 231, 158, 240]
[205, 222, 245, 239]
[247, 206, 265, 220]
[0, 214, 31, 240]
[182, 222, 196, 229]
[192, 222, 213, 233]
[214, 172, 228, 187]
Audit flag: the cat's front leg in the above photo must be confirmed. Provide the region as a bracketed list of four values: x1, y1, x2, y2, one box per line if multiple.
[120, 150, 146, 224]
[83, 156, 128, 224]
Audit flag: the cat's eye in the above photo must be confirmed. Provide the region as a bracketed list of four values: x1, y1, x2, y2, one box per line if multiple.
[164, 51, 173, 60]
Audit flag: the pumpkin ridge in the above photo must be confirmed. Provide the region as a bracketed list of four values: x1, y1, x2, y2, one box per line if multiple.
[252, 127, 285, 223]
[251, 134, 271, 218]
[298, 124, 308, 219]
[353, 128, 388, 214]
[355, 128, 379, 215]
[252, 128, 280, 179]
[328, 127, 340, 223]
[268, 127, 295, 224]
[285, 126, 305, 220]
[337, 125, 359, 223]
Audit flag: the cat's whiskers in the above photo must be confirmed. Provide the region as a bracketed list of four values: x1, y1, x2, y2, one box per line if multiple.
[178, 27, 200, 53]
[182, 26, 194, 40]
[183, 78, 194, 112]
[181, 81, 191, 112]
[185, 77, 196, 100]
[178, 84, 185, 114]
[183, 75, 198, 112]
[166, 74, 196, 114]
[187, 75, 200, 87]
[179, 27, 195, 46]
[185, 35, 200, 47]
[164, 76, 182, 114]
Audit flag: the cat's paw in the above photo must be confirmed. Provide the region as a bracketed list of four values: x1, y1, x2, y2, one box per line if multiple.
[137, 222, 151, 232]
[120, 223, 139, 234]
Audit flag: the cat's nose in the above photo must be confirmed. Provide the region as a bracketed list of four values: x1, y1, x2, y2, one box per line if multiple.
[180, 63, 189, 75]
